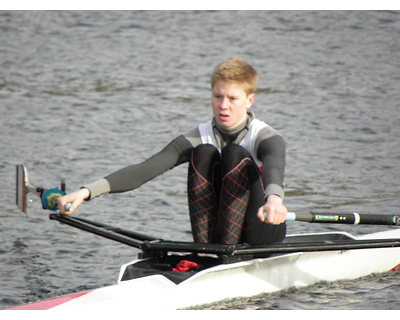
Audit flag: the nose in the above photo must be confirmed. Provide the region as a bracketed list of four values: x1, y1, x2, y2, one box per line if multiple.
[220, 97, 229, 110]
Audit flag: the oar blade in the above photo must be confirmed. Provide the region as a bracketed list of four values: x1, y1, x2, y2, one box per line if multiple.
[16, 164, 28, 214]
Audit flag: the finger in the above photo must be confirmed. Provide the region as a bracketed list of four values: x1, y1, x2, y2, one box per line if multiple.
[57, 197, 69, 215]
[264, 211, 275, 224]
[272, 211, 287, 225]
[58, 196, 75, 215]
[265, 211, 285, 225]
[63, 204, 74, 215]
[257, 206, 266, 222]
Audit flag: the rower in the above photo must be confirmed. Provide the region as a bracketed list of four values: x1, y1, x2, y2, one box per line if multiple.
[57, 57, 287, 246]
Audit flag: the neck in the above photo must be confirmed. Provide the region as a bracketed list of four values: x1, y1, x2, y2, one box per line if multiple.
[214, 112, 252, 135]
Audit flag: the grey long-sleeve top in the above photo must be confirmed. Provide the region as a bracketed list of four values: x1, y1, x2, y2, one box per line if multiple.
[84, 112, 286, 201]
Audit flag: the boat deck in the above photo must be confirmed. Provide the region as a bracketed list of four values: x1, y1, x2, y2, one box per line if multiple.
[120, 232, 356, 284]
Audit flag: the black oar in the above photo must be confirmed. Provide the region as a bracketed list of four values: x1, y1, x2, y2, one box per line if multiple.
[285, 211, 400, 225]
[49, 214, 150, 249]
[231, 238, 400, 256]
[50, 214, 400, 258]
[63, 215, 159, 241]
[142, 238, 400, 257]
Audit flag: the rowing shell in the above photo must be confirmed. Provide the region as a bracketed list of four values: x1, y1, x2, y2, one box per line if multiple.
[8, 228, 400, 311]
[9, 165, 400, 310]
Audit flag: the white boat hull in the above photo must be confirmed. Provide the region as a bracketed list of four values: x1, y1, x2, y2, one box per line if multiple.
[10, 228, 400, 310]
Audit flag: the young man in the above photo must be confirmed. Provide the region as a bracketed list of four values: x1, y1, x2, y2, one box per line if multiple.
[58, 57, 287, 245]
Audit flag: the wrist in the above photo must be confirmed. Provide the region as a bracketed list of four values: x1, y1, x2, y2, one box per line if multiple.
[79, 188, 90, 200]
[265, 194, 282, 205]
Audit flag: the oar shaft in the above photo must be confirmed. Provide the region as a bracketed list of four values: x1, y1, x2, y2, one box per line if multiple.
[49, 214, 144, 248]
[233, 238, 400, 255]
[287, 212, 400, 226]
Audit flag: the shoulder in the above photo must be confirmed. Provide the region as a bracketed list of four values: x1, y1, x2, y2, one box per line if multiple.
[248, 114, 283, 141]
[257, 123, 283, 140]
[249, 117, 285, 154]
[182, 127, 202, 147]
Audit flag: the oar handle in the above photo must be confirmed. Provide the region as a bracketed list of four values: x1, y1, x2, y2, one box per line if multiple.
[286, 212, 297, 221]
[263, 211, 305, 222]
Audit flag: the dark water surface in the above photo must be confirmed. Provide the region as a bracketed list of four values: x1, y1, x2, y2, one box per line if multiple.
[1, 10, 400, 310]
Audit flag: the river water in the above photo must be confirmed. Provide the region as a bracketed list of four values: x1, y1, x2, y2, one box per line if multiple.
[1, 10, 400, 311]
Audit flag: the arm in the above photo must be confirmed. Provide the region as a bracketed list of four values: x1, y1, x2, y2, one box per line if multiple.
[104, 135, 192, 194]
[255, 131, 287, 224]
[58, 135, 193, 214]
[257, 133, 286, 198]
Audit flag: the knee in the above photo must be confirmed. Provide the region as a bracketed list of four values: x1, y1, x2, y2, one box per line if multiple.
[194, 144, 219, 155]
[191, 144, 221, 170]
[221, 144, 254, 170]
[222, 144, 251, 158]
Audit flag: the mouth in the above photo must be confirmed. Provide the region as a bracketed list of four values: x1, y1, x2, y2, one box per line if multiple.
[219, 113, 229, 121]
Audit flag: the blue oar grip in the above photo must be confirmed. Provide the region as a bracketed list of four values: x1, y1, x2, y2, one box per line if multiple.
[64, 203, 72, 211]
[263, 211, 296, 221]
[285, 212, 296, 221]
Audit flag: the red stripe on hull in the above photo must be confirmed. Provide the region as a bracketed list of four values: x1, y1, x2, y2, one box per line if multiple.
[390, 264, 400, 271]
[6, 290, 91, 310]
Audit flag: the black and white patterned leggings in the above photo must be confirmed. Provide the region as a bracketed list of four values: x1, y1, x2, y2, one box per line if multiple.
[188, 144, 286, 245]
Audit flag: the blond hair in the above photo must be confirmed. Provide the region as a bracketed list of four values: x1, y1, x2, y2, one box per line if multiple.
[211, 57, 258, 96]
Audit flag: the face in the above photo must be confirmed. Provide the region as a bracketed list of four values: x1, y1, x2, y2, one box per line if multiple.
[211, 80, 254, 130]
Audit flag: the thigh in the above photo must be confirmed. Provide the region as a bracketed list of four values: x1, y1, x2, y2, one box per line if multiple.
[221, 144, 286, 245]
[188, 144, 222, 243]
[189, 144, 222, 185]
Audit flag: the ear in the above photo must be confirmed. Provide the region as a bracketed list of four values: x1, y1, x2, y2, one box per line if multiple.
[246, 93, 255, 109]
